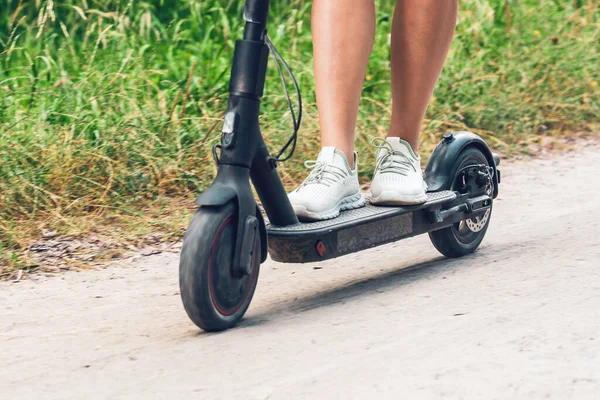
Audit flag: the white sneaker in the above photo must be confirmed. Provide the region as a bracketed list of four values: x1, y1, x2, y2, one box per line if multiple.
[370, 137, 428, 205]
[288, 147, 365, 221]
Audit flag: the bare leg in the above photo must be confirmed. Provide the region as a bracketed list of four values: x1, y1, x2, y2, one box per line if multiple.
[312, 0, 376, 167]
[387, 0, 458, 153]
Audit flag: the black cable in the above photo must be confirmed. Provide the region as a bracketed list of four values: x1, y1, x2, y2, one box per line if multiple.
[264, 34, 302, 163]
[212, 144, 221, 166]
[211, 35, 302, 166]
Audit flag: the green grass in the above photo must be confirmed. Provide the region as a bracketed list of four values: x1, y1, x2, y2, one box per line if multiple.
[1, 0, 599, 271]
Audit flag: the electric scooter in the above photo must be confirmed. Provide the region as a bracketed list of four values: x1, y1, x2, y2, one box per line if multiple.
[179, 0, 501, 332]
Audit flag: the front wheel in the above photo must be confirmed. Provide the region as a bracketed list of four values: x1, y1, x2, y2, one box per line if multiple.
[429, 147, 493, 258]
[179, 202, 260, 332]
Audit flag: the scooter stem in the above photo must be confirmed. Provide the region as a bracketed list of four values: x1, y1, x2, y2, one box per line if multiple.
[197, 0, 297, 274]
[217, 0, 297, 227]
[243, 0, 270, 38]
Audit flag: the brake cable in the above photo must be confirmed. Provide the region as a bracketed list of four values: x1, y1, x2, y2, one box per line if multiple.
[212, 34, 302, 166]
[264, 34, 302, 163]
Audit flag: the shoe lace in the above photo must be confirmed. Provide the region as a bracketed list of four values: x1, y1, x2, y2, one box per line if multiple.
[371, 138, 416, 176]
[300, 160, 347, 188]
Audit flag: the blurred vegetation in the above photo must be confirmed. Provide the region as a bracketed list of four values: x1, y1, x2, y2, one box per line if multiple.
[1, 0, 599, 270]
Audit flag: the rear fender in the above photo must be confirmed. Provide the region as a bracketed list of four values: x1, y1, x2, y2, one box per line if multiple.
[424, 131, 499, 198]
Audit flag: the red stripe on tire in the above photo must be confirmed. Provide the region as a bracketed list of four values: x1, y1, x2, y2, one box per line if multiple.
[208, 216, 257, 316]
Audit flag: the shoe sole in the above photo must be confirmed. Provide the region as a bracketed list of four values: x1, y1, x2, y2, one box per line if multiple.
[370, 190, 428, 206]
[293, 192, 366, 222]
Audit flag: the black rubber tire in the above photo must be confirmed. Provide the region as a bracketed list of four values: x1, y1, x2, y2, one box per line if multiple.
[179, 202, 260, 332]
[429, 147, 492, 258]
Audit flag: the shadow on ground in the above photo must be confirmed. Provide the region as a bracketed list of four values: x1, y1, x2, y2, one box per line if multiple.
[239, 251, 489, 329]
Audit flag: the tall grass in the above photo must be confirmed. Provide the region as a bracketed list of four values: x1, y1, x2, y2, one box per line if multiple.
[1, 0, 599, 268]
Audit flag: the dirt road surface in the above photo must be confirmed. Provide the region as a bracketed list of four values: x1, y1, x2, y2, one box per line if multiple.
[2, 145, 600, 399]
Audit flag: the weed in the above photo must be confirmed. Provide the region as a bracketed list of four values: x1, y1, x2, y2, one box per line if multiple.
[0, 0, 598, 270]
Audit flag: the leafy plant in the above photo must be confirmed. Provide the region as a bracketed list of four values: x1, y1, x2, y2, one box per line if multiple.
[0, 0, 598, 269]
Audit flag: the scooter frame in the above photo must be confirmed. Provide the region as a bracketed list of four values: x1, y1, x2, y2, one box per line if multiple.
[194, 0, 500, 272]
[179, 0, 502, 332]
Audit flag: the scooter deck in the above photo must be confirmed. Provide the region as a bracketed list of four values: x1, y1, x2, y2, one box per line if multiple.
[266, 190, 458, 263]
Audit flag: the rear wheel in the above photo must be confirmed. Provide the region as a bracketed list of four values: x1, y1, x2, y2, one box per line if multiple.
[179, 202, 260, 332]
[429, 147, 493, 258]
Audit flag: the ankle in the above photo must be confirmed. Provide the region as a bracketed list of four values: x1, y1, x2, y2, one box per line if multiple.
[344, 150, 355, 170]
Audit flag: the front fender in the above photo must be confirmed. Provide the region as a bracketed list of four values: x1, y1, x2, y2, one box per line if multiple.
[194, 184, 237, 206]
[424, 131, 499, 198]
[193, 166, 268, 264]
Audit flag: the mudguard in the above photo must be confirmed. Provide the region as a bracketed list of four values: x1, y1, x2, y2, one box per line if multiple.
[424, 131, 500, 198]
[194, 184, 237, 207]
[194, 165, 268, 264]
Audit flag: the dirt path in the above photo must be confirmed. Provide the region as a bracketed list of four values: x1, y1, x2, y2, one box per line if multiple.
[2, 145, 600, 399]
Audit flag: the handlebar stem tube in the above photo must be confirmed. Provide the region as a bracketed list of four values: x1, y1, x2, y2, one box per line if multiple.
[216, 0, 298, 227]
[243, 0, 270, 33]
